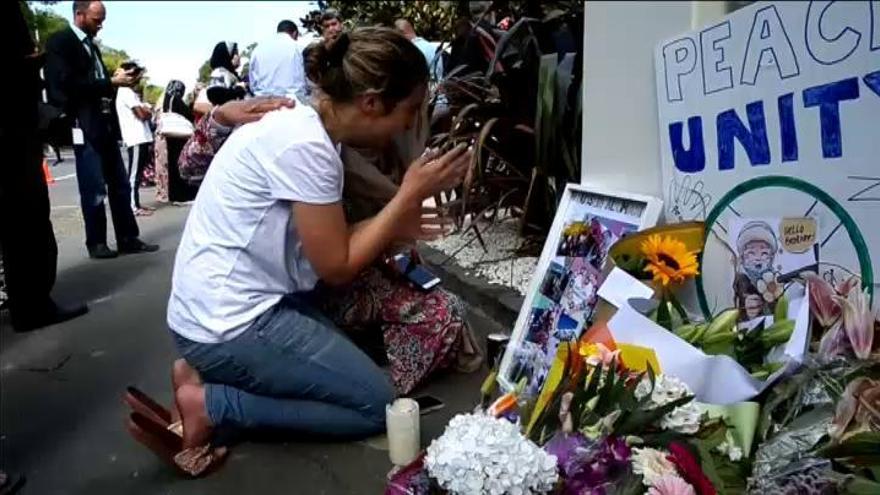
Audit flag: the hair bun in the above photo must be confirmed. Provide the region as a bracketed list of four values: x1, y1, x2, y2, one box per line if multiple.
[325, 32, 350, 68]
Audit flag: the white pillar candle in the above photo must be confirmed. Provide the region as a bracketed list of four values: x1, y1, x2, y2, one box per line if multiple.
[385, 398, 420, 466]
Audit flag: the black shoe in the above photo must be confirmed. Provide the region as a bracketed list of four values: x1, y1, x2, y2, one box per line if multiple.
[118, 238, 159, 255]
[88, 243, 118, 259]
[11, 299, 89, 333]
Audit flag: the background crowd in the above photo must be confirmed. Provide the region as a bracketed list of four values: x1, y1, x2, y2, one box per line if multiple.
[2, 0, 568, 487]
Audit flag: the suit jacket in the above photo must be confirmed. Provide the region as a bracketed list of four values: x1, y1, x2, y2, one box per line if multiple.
[44, 27, 120, 145]
[3, 0, 40, 141]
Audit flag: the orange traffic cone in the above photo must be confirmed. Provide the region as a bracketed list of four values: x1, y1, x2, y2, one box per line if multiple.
[42, 158, 55, 184]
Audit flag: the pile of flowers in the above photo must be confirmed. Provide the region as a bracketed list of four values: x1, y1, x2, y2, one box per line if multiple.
[386, 221, 879, 494]
[389, 340, 749, 494]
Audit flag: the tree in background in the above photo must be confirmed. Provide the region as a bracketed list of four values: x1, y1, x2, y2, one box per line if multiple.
[239, 42, 258, 82]
[22, 1, 164, 106]
[141, 84, 164, 106]
[20, 1, 65, 50]
[197, 59, 212, 85]
[301, 0, 460, 41]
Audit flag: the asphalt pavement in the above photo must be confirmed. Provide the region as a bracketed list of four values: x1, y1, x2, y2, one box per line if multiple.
[0, 150, 498, 495]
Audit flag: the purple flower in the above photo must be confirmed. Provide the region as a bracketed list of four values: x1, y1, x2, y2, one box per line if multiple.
[546, 435, 632, 495]
[545, 432, 592, 476]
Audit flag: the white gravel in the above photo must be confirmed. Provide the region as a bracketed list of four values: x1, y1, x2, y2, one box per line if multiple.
[427, 217, 539, 295]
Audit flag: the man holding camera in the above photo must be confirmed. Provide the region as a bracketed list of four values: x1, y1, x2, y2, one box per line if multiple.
[45, 0, 158, 259]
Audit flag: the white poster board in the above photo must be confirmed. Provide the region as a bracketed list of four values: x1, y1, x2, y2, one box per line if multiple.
[654, 1, 880, 315]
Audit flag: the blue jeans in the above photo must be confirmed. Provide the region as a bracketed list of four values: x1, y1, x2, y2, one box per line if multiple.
[172, 294, 395, 438]
[73, 138, 139, 246]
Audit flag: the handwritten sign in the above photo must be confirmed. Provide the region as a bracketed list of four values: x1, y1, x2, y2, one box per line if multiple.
[781, 217, 817, 253]
[655, 1, 880, 297]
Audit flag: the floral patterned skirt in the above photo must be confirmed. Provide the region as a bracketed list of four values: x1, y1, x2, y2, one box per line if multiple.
[153, 134, 169, 203]
[317, 267, 483, 395]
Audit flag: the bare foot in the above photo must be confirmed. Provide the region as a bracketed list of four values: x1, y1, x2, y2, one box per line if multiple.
[176, 383, 213, 449]
[173, 359, 202, 389]
[171, 359, 202, 423]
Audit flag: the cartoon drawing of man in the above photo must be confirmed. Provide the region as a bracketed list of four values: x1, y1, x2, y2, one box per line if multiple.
[733, 221, 781, 320]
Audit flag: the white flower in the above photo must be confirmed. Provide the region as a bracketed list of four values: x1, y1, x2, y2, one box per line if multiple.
[425, 413, 558, 494]
[632, 447, 679, 486]
[714, 430, 744, 462]
[635, 374, 703, 434]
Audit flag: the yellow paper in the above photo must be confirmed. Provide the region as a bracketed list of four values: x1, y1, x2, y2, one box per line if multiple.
[617, 343, 661, 373]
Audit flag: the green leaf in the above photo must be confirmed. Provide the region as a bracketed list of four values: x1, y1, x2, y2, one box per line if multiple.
[774, 293, 789, 321]
[816, 432, 880, 465]
[670, 293, 690, 324]
[689, 440, 750, 495]
[844, 475, 880, 494]
[656, 297, 673, 331]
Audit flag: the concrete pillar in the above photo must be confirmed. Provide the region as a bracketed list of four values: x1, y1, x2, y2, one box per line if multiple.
[579, 1, 693, 197]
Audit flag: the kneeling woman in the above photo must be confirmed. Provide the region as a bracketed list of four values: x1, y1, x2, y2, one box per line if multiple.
[160, 28, 470, 469]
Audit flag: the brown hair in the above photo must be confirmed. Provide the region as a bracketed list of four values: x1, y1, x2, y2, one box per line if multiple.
[305, 27, 428, 112]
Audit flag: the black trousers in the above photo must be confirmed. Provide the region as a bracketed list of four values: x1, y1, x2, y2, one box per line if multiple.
[73, 136, 139, 247]
[126, 142, 150, 209]
[0, 133, 58, 327]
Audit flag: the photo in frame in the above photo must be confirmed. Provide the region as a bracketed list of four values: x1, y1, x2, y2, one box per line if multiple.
[498, 184, 663, 395]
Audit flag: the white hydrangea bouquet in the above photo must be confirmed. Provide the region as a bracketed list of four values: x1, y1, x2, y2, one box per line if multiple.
[424, 413, 558, 495]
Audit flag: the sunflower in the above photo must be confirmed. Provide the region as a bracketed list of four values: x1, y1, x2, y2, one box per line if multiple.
[640, 234, 700, 286]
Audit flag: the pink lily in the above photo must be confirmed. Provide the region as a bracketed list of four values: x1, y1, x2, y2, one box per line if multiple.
[833, 288, 875, 360]
[802, 272, 842, 328]
[817, 321, 850, 358]
[829, 377, 880, 441]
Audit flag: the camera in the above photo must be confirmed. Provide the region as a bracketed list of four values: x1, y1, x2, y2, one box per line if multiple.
[120, 61, 145, 78]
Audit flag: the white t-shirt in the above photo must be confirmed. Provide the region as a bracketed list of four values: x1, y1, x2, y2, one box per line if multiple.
[115, 87, 153, 147]
[167, 105, 343, 343]
[249, 33, 307, 102]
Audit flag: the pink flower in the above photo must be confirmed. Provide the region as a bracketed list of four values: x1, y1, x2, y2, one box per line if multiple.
[817, 321, 850, 358]
[829, 377, 880, 441]
[649, 475, 697, 495]
[833, 288, 876, 360]
[803, 272, 842, 328]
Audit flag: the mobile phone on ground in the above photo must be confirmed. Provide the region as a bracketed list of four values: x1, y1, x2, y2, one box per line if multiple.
[393, 253, 441, 291]
[414, 395, 445, 415]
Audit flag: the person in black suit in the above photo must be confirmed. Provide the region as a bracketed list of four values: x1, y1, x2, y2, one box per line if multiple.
[0, 1, 88, 334]
[44, 0, 158, 259]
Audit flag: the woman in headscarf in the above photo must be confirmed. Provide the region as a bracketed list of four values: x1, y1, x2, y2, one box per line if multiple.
[155, 80, 198, 204]
[206, 41, 246, 105]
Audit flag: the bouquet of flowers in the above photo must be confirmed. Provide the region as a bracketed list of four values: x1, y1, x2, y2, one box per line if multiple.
[388, 338, 748, 494]
[609, 224, 802, 383]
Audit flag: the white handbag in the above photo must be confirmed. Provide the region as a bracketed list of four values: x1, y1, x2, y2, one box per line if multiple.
[157, 96, 194, 138]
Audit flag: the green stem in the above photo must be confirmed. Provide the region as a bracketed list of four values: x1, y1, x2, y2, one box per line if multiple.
[656, 290, 673, 331]
[669, 291, 690, 324]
